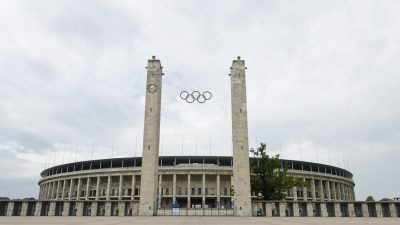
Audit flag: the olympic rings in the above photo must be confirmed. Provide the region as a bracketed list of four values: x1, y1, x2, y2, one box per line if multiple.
[180, 90, 212, 103]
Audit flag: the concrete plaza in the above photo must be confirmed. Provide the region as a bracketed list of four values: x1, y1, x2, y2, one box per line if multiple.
[0, 217, 399, 225]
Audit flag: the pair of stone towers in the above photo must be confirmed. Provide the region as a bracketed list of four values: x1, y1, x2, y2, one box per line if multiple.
[138, 56, 251, 216]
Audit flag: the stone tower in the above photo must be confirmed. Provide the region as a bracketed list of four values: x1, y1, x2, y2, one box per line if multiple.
[230, 56, 252, 216]
[139, 56, 163, 216]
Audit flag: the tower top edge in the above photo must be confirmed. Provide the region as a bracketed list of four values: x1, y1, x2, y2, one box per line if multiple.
[148, 55, 161, 63]
[232, 56, 245, 63]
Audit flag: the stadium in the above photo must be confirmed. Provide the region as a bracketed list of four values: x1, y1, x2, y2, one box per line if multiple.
[36, 156, 355, 216]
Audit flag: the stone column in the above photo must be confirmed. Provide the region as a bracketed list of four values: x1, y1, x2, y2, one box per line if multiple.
[230, 56, 252, 216]
[38, 185, 42, 200]
[43, 184, 47, 199]
[46, 183, 51, 200]
[105, 202, 111, 216]
[343, 184, 347, 200]
[48, 183, 53, 200]
[376, 203, 383, 217]
[55, 181, 60, 200]
[348, 203, 355, 217]
[48, 202, 56, 216]
[47, 183, 51, 199]
[131, 175, 136, 200]
[86, 178, 90, 200]
[61, 180, 66, 200]
[217, 174, 221, 208]
[202, 174, 206, 207]
[306, 202, 313, 217]
[118, 175, 123, 200]
[346, 186, 350, 200]
[187, 174, 191, 208]
[389, 203, 397, 218]
[62, 202, 70, 216]
[293, 202, 299, 217]
[53, 182, 57, 199]
[106, 176, 111, 200]
[76, 202, 84, 216]
[325, 181, 331, 201]
[319, 180, 324, 201]
[20, 202, 28, 216]
[91, 202, 98, 216]
[118, 201, 126, 216]
[77, 178, 82, 200]
[303, 178, 308, 201]
[68, 179, 73, 200]
[334, 203, 341, 217]
[320, 203, 328, 217]
[361, 203, 368, 217]
[158, 174, 162, 208]
[265, 203, 272, 217]
[139, 56, 163, 216]
[6, 202, 14, 216]
[335, 183, 341, 201]
[173, 174, 177, 205]
[331, 182, 336, 200]
[95, 176, 100, 200]
[34, 202, 42, 216]
[293, 186, 298, 201]
[42, 184, 46, 199]
[311, 179, 316, 201]
[279, 202, 286, 217]
[340, 183, 346, 201]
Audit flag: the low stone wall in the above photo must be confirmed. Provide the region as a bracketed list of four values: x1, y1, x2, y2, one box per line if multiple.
[0, 200, 139, 217]
[0, 200, 398, 217]
[251, 200, 400, 218]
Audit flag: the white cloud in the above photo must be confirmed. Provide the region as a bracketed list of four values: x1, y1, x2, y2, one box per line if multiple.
[0, 0, 399, 200]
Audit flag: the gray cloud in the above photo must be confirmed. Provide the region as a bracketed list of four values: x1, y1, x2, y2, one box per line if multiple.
[0, 0, 399, 200]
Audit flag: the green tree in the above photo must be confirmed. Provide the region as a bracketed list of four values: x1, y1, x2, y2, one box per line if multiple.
[366, 196, 375, 201]
[250, 143, 306, 200]
[0, 197, 10, 200]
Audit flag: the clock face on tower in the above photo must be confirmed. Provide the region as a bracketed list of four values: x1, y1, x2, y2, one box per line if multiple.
[147, 84, 157, 93]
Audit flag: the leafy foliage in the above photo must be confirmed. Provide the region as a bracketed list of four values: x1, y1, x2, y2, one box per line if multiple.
[366, 196, 375, 201]
[250, 143, 306, 200]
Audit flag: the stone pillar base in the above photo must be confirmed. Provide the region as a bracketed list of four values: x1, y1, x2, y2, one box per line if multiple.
[320, 203, 328, 217]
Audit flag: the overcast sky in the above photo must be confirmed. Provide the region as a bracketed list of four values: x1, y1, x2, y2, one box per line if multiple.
[0, 0, 399, 200]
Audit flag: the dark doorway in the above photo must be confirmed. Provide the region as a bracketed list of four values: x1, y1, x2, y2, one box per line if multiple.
[55, 202, 63, 216]
[83, 202, 92, 216]
[354, 203, 363, 217]
[0, 202, 7, 216]
[12, 202, 22, 216]
[381, 203, 390, 217]
[326, 203, 335, 217]
[40, 202, 50, 216]
[69, 202, 77, 216]
[27, 202, 36, 216]
[299, 202, 307, 217]
[367, 203, 377, 217]
[314, 203, 321, 217]
[340, 203, 349, 217]
[97, 202, 105, 216]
